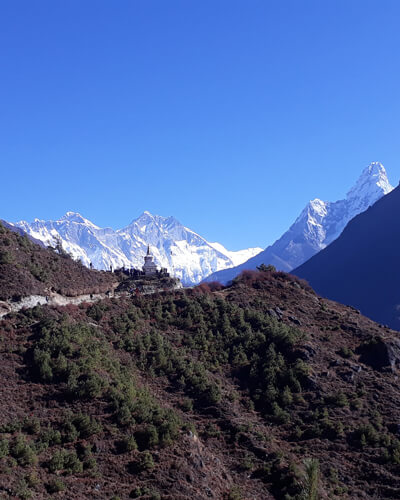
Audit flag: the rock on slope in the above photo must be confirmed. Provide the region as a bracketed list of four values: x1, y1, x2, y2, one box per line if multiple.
[13, 211, 262, 286]
[293, 182, 400, 330]
[204, 162, 393, 284]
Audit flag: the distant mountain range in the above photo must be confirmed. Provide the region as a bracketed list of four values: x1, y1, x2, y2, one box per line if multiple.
[9, 162, 393, 288]
[204, 162, 393, 284]
[293, 182, 400, 330]
[11, 211, 261, 285]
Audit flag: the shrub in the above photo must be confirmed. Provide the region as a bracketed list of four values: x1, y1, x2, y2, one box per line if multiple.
[46, 478, 66, 493]
[48, 449, 65, 473]
[72, 414, 102, 438]
[0, 438, 9, 459]
[61, 421, 79, 443]
[138, 451, 155, 471]
[0, 250, 13, 264]
[120, 435, 138, 453]
[22, 417, 41, 435]
[327, 392, 349, 407]
[24, 472, 40, 488]
[38, 426, 62, 448]
[48, 449, 83, 474]
[180, 398, 194, 412]
[339, 346, 354, 358]
[226, 486, 243, 500]
[15, 479, 32, 500]
[135, 425, 159, 450]
[300, 458, 319, 500]
[11, 435, 37, 466]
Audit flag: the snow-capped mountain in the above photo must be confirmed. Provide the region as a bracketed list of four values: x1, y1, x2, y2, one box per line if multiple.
[12, 211, 262, 285]
[204, 162, 394, 284]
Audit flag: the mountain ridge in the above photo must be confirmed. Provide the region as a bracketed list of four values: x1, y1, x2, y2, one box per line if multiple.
[293, 183, 400, 330]
[12, 211, 262, 286]
[204, 162, 393, 284]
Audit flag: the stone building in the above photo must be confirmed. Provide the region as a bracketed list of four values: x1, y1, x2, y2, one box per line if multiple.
[142, 245, 158, 275]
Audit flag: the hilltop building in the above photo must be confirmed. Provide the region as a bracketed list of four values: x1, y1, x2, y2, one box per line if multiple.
[114, 245, 180, 295]
[143, 245, 158, 275]
[113, 246, 170, 281]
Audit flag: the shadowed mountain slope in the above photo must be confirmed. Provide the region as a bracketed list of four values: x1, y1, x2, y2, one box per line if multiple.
[204, 162, 393, 284]
[294, 184, 400, 330]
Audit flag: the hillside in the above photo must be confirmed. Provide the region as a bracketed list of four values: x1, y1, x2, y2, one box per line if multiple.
[204, 162, 393, 284]
[0, 222, 116, 301]
[293, 184, 400, 330]
[1, 260, 400, 498]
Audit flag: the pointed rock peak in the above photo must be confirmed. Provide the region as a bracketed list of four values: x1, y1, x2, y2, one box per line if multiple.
[365, 161, 386, 175]
[129, 211, 182, 228]
[137, 210, 156, 220]
[347, 162, 393, 199]
[61, 211, 85, 221]
[59, 212, 99, 228]
[309, 198, 327, 211]
[128, 211, 155, 226]
[296, 198, 327, 222]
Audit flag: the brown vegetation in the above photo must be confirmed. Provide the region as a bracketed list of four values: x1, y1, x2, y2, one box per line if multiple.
[1, 238, 400, 498]
[0, 223, 116, 300]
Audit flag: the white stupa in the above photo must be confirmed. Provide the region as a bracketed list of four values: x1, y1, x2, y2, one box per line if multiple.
[142, 245, 158, 275]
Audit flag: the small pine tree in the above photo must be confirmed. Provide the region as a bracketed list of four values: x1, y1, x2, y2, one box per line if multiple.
[300, 458, 320, 500]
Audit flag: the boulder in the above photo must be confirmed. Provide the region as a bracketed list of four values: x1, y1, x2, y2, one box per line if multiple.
[358, 337, 400, 372]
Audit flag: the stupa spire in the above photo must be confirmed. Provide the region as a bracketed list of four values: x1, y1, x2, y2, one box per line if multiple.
[143, 245, 157, 275]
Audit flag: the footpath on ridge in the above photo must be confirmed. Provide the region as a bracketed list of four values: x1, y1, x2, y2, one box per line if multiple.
[0, 291, 115, 318]
[0, 276, 183, 319]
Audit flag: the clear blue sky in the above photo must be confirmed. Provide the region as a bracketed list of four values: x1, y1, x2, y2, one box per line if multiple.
[1, 0, 400, 250]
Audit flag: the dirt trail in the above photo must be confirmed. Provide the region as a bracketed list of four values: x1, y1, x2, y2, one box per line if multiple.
[0, 279, 183, 319]
[0, 291, 115, 319]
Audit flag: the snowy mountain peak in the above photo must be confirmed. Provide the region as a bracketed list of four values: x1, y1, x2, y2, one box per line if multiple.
[295, 198, 327, 227]
[204, 162, 394, 285]
[346, 162, 393, 200]
[61, 211, 86, 222]
[308, 198, 328, 215]
[128, 211, 167, 227]
[12, 212, 262, 285]
[59, 211, 100, 229]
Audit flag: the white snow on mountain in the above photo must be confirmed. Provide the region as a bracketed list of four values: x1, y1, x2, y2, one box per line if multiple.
[12, 211, 262, 286]
[208, 242, 262, 266]
[204, 162, 394, 284]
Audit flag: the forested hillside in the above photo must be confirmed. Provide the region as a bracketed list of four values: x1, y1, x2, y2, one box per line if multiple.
[1, 265, 400, 498]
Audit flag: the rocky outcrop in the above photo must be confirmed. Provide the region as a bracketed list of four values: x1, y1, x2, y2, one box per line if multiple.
[358, 337, 400, 372]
